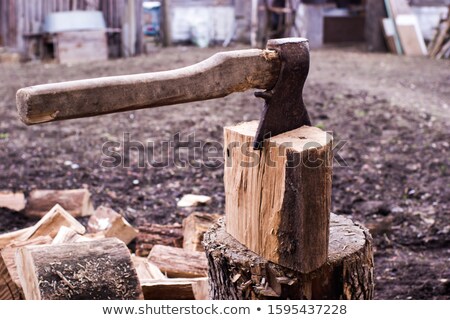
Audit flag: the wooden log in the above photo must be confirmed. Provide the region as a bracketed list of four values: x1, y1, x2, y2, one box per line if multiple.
[148, 245, 208, 278]
[204, 215, 374, 300]
[0, 236, 52, 300]
[132, 255, 165, 281]
[18, 204, 85, 242]
[26, 189, 94, 218]
[51, 226, 83, 244]
[87, 206, 138, 245]
[16, 238, 143, 300]
[224, 121, 332, 273]
[141, 277, 209, 300]
[0, 191, 26, 211]
[135, 223, 183, 257]
[182, 212, 221, 252]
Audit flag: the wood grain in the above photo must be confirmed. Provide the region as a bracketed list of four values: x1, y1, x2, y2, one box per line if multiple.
[224, 121, 332, 273]
[141, 277, 209, 300]
[148, 245, 208, 278]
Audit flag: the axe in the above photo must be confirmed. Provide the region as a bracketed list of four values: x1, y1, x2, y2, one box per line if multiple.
[16, 38, 311, 149]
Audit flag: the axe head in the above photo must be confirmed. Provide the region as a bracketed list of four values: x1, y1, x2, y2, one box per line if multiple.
[254, 38, 311, 149]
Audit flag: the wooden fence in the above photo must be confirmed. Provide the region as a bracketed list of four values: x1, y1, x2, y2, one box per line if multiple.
[0, 0, 142, 56]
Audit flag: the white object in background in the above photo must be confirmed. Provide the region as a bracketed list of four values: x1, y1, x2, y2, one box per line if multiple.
[43, 11, 106, 33]
[411, 6, 449, 41]
[177, 194, 212, 208]
[396, 14, 428, 55]
[171, 6, 235, 45]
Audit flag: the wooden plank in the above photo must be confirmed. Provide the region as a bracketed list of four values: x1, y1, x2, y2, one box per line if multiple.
[87, 206, 138, 245]
[161, 0, 172, 47]
[148, 245, 208, 278]
[387, 0, 412, 18]
[396, 14, 427, 55]
[224, 121, 332, 273]
[382, 18, 400, 53]
[17, 48, 280, 125]
[16, 238, 143, 300]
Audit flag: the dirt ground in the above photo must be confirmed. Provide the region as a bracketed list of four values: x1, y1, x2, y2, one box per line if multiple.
[0, 44, 449, 299]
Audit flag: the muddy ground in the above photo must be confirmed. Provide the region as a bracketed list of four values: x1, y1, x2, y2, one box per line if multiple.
[0, 44, 449, 299]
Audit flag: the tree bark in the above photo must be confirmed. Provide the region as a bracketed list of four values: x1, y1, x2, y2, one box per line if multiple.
[16, 238, 143, 300]
[204, 214, 374, 300]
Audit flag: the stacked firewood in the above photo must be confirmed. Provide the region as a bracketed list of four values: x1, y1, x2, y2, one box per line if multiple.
[0, 189, 219, 300]
[428, 8, 450, 59]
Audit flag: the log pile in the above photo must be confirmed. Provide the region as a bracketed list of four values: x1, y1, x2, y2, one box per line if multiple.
[1, 120, 373, 300]
[0, 189, 219, 300]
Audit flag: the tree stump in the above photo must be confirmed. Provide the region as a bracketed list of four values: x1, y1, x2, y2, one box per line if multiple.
[203, 214, 374, 300]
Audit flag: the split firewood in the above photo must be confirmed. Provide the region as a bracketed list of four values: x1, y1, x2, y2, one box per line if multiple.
[177, 194, 212, 207]
[0, 227, 32, 250]
[182, 212, 221, 252]
[224, 121, 332, 273]
[132, 255, 165, 280]
[51, 226, 84, 244]
[0, 191, 26, 211]
[141, 277, 209, 300]
[26, 189, 94, 218]
[135, 224, 183, 257]
[0, 236, 52, 300]
[148, 245, 208, 278]
[18, 204, 85, 243]
[16, 238, 143, 300]
[87, 206, 138, 245]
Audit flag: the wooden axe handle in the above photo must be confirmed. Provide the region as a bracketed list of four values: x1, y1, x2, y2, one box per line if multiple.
[17, 49, 280, 125]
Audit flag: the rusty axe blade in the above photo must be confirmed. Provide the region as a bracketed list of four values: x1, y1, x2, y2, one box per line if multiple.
[253, 38, 311, 150]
